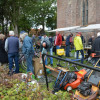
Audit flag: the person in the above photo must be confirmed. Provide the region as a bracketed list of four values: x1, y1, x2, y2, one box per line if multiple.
[40, 33, 50, 65]
[41, 42, 48, 65]
[74, 33, 84, 63]
[49, 36, 53, 66]
[65, 33, 73, 57]
[92, 32, 100, 66]
[20, 32, 34, 74]
[0, 34, 8, 68]
[88, 36, 94, 45]
[78, 32, 85, 43]
[34, 34, 40, 49]
[54, 31, 62, 50]
[61, 33, 64, 41]
[5, 31, 20, 75]
[32, 34, 35, 44]
[87, 36, 94, 57]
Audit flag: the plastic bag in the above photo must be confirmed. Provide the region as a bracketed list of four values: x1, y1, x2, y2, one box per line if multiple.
[57, 49, 65, 56]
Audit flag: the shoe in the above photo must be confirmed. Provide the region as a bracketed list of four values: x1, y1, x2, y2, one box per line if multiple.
[8, 71, 13, 76]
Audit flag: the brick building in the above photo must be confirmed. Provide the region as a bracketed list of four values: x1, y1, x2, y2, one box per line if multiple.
[57, 0, 100, 28]
[57, 0, 100, 41]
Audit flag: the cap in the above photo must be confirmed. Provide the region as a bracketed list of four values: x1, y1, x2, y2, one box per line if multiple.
[20, 31, 26, 34]
[78, 32, 81, 35]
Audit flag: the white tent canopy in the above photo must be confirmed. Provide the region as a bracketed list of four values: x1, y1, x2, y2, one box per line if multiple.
[77, 24, 100, 31]
[48, 26, 80, 32]
[47, 24, 100, 33]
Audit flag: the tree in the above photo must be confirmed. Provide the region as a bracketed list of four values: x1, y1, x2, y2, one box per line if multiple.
[32, 0, 57, 33]
[0, 0, 57, 35]
[0, 0, 36, 34]
[46, 8, 57, 30]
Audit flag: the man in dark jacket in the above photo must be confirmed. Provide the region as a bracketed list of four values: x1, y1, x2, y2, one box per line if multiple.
[5, 31, 21, 75]
[87, 36, 94, 57]
[78, 32, 85, 43]
[92, 32, 100, 66]
[66, 33, 73, 57]
[88, 36, 94, 45]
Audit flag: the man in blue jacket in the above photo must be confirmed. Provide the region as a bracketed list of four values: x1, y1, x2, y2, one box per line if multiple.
[20, 32, 34, 74]
[5, 31, 21, 75]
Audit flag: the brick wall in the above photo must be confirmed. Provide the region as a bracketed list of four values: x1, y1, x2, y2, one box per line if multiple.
[96, 0, 100, 23]
[57, 0, 100, 40]
[57, 0, 100, 27]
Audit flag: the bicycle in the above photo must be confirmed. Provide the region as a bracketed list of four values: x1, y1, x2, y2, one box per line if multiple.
[19, 53, 27, 71]
[12, 53, 27, 72]
[33, 44, 40, 58]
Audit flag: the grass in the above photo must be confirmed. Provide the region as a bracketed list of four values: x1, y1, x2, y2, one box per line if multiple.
[45, 49, 94, 92]
[48, 49, 93, 70]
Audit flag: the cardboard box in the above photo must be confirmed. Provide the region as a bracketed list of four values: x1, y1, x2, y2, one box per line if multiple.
[33, 58, 44, 77]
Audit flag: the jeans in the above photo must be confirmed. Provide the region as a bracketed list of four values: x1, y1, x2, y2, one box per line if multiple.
[76, 50, 84, 63]
[43, 47, 53, 65]
[56, 46, 60, 49]
[50, 47, 53, 64]
[66, 45, 70, 57]
[25, 54, 34, 74]
[45, 56, 48, 65]
[8, 53, 19, 73]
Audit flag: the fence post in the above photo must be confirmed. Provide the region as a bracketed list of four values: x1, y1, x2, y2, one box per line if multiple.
[42, 54, 49, 90]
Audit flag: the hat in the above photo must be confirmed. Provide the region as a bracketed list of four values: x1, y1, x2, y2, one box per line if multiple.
[78, 32, 81, 35]
[20, 31, 26, 34]
[9, 31, 14, 36]
[76, 33, 81, 36]
[97, 32, 100, 37]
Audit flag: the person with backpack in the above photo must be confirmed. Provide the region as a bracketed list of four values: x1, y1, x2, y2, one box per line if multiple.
[40, 33, 51, 65]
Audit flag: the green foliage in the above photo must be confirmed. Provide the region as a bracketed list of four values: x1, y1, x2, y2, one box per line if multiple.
[0, 82, 71, 100]
[0, 67, 71, 100]
[0, 0, 57, 34]
[32, 0, 57, 31]
[0, 76, 70, 100]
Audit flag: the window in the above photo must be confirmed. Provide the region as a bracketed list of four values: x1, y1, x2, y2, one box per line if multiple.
[86, 0, 88, 25]
[82, 0, 85, 25]
[82, 0, 88, 25]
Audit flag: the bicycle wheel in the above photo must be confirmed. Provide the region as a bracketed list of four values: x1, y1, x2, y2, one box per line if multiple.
[20, 57, 27, 71]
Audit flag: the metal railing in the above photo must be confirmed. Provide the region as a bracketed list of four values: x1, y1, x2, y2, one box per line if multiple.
[42, 54, 100, 90]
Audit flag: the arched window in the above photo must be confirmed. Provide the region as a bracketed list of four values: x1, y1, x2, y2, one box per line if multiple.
[82, 0, 88, 25]
[86, 0, 88, 25]
[82, 0, 85, 25]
